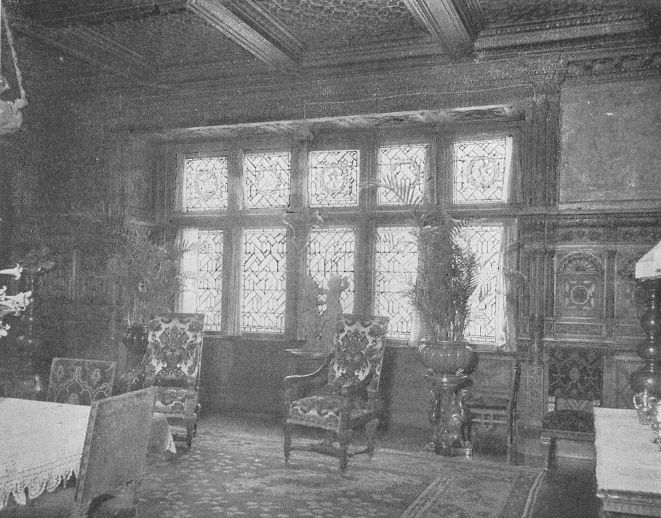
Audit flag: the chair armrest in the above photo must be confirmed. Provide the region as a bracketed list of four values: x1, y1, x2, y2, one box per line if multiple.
[283, 353, 332, 388]
[283, 354, 332, 404]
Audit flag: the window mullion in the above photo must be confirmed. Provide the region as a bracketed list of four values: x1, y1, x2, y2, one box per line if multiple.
[286, 139, 309, 339]
[355, 139, 376, 315]
[224, 147, 244, 334]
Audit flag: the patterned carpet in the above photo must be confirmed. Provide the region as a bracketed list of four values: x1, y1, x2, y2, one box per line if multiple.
[131, 415, 544, 518]
[0, 414, 545, 517]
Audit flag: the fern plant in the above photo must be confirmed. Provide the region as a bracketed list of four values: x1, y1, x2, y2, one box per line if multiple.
[373, 177, 478, 343]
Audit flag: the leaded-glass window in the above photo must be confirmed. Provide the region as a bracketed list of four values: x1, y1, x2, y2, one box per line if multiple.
[307, 228, 355, 313]
[374, 226, 418, 340]
[458, 225, 504, 345]
[308, 150, 359, 207]
[377, 144, 427, 205]
[178, 228, 223, 331]
[241, 228, 287, 333]
[183, 156, 228, 211]
[453, 137, 510, 204]
[244, 152, 291, 208]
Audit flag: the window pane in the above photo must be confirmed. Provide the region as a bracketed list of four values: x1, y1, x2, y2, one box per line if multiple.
[179, 229, 223, 331]
[308, 150, 359, 207]
[183, 156, 228, 211]
[453, 137, 509, 204]
[375, 227, 418, 339]
[458, 225, 504, 345]
[307, 228, 355, 313]
[241, 228, 287, 333]
[244, 152, 291, 208]
[378, 144, 427, 205]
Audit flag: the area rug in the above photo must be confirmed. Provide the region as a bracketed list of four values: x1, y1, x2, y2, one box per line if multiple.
[132, 415, 545, 518]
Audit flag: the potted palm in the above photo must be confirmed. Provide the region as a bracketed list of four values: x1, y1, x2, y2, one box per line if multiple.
[410, 210, 479, 377]
[73, 202, 188, 356]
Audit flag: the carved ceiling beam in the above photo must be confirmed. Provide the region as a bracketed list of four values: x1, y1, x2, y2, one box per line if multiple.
[402, 0, 484, 58]
[13, 0, 187, 27]
[186, 0, 298, 71]
[15, 22, 158, 84]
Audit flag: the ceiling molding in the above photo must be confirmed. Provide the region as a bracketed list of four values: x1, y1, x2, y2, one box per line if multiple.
[14, 0, 187, 27]
[476, 11, 650, 54]
[403, 0, 484, 58]
[224, 0, 304, 58]
[14, 21, 160, 86]
[186, 0, 298, 71]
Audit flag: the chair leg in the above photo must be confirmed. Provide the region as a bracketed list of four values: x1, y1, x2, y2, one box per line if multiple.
[365, 418, 379, 459]
[540, 434, 555, 470]
[284, 421, 292, 464]
[338, 429, 352, 474]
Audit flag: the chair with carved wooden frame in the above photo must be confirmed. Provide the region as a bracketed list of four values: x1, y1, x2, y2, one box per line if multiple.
[539, 345, 604, 469]
[464, 355, 521, 464]
[47, 358, 117, 405]
[283, 314, 389, 474]
[130, 313, 205, 448]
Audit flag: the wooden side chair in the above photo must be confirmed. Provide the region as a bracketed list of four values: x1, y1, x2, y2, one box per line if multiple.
[464, 355, 521, 463]
[539, 345, 604, 469]
[283, 314, 389, 474]
[47, 358, 117, 405]
[0, 388, 156, 518]
[130, 313, 205, 448]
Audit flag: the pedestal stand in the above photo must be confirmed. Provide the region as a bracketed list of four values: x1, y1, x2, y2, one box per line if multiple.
[424, 373, 472, 457]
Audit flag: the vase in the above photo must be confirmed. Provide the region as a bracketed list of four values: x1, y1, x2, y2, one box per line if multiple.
[122, 323, 148, 356]
[417, 340, 477, 376]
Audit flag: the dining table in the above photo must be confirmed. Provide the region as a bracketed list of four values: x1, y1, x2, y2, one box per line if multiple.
[0, 397, 175, 511]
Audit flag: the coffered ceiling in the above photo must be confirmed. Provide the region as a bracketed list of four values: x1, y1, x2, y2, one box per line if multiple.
[3, 0, 659, 90]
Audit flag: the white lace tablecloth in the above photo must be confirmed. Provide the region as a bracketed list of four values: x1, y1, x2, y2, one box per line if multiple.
[0, 397, 91, 509]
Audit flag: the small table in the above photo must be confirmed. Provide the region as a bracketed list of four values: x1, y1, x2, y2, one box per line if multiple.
[0, 397, 175, 511]
[594, 408, 661, 517]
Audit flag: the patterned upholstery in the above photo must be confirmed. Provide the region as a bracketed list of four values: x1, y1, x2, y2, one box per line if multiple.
[47, 358, 116, 405]
[131, 313, 204, 448]
[284, 314, 389, 473]
[540, 346, 604, 468]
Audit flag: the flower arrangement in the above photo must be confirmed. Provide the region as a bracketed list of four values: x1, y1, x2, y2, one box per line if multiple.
[0, 265, 32, 338]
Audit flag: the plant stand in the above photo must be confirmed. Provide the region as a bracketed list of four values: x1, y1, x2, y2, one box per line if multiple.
[424, 373, 472, 457]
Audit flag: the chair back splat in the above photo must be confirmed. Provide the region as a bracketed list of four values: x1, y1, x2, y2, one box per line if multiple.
[283, 314, 389, 474]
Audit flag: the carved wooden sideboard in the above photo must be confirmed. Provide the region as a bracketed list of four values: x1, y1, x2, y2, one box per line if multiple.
[516, 213, 661, 432]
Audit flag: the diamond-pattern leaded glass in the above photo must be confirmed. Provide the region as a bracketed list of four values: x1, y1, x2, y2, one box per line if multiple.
[307, 228, 355, 313]
[308, 150, 359, 207]
[458, 225, 504, 344]
[244, 152, 291, 208]
[183, 156, 228, 211]
[241, 228, 287, 333]
[182, 230, 223, 331]
[375, 227, 418, 339]
[378, 145, 427, 205]
[453, 138, 508, 204]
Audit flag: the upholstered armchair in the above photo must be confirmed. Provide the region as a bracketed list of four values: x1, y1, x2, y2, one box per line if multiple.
[283, 314, 389, 474]
[130, 313, 205, 448]
[540, 345, 604, 469]
[47, 358, 117, 405]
